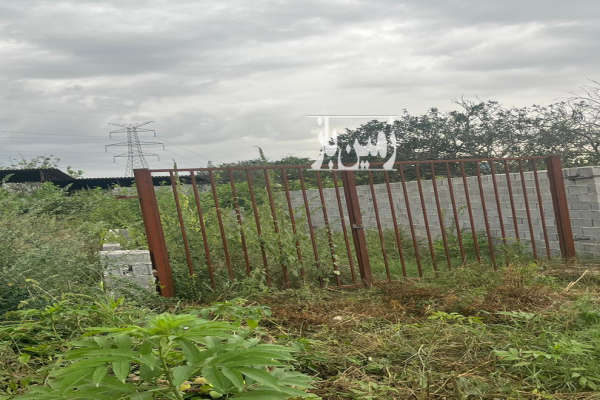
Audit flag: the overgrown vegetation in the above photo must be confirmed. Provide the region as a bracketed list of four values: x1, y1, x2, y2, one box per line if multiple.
[16, 310, 314, 399]
[256, 263, 600, 398]
[0, 293, 316, 399]
[0, 180, 318, 399]
[4, 83, 600, 400]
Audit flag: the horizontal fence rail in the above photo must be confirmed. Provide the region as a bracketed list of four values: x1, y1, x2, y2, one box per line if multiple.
[135, 155, 575, 297]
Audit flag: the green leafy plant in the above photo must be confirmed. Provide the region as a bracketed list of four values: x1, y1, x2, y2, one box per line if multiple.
[195, 299, 271, 330]
[0, 294, 152, 397]
[493, 338, 600, 390]
[18, 313, 315, 399]
[427, 311, 483, 325]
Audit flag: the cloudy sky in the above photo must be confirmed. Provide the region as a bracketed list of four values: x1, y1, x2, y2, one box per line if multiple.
[1, 0, 599, 176]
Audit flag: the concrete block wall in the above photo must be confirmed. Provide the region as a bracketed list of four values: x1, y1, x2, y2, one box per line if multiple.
[287, 166, 600, 257]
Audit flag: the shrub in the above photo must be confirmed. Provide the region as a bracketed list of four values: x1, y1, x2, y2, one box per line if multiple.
[17, 312, 315, 399]
[0, 294, 151, 397]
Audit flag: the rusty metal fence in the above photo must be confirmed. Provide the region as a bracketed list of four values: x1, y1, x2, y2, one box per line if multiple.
[134, 155, 575, 297]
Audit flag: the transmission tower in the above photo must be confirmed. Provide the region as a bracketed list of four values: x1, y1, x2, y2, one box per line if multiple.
[105, 121, 165, 176]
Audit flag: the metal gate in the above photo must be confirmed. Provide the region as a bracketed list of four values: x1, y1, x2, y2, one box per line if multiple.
[134, 155, 575, 297]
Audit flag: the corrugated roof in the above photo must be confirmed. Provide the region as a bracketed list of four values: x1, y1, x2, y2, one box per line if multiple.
[0, 168, 75, 182]
[0, 168, 208, 191]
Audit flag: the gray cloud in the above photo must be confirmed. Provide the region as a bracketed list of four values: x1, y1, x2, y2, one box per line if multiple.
[0, 0, 598, 176]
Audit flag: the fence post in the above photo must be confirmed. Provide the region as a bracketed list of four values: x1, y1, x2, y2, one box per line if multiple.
[545, 156, 576, 260]
[341, 171, 372, 286]
[134, 168, 175, 297]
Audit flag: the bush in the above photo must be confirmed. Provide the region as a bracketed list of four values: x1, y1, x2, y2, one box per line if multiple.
[0, 212, 104, 313]
[5, 297, 315, 400]
[0, 294, 151, 397]
[0, 183, 146, 313]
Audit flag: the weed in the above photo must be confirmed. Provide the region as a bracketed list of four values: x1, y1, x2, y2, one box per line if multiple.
[17, 313, 315, 399]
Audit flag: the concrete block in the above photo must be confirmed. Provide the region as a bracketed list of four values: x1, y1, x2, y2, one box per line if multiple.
[567, 185, 590, 195]
[582, 227, 600, 239]
[100, 249, 155, 292]
[132, 263, 153, 275]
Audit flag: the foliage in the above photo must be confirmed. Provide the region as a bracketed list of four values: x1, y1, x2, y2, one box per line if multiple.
[0, 155, 84, 178]
[12, 307, 314, 399]
[326, 85, 600, 168]
[0, 294, 152, 397]
[0, 205, 104, 313]
[1, 165, 599, 398]
[0, 181, 146, 313]
[253, 265, 600, 399]
[493, 300, 600, 392]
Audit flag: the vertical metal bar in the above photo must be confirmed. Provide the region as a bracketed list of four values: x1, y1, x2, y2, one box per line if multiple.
[546, 155, 576, 259]
[228, 168, 251, 276]
[446, 163, 466, 264]
[504, 159, 520, 241]
[169, 170, 195, 276]
[383, 171, 407, 277]
[316, 171, 341, 287]
[299, 169, 322, 281]
[518, 160, 538, 259]
[460, 162, 481, 262]
[245, 169, 270, 285]
[415, 164, 438, 272]
[490, 162, 507, 245]
[282, 168, 305, 280]
[531, 160, 552, 258]
[190, 171, 215, 289]
[475, 163, 497, 269]
[341, 171, 372, 286]
[209, 170, 234, 280]
[134, 168, 175, 297]
[398, 165, 423, 277]
[332, 171, 357, 283]
[264, 169, 289, 288]
[368, 171, 391, 281]
[430, 163, 452, 270]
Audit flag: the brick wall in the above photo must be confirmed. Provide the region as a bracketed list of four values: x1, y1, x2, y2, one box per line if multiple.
[287, 166, 600, 257]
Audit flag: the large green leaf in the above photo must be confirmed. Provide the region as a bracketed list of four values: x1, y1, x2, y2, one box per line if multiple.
[114, 333, 133, 349]
[172, 365, 197, 387]
[129, 392, 154, 400]
[221, 366, 245, 392]
[52, 367, 93, 393]
[184, 322, 233, 339]
[231, 390, 296, 400]
[139, 363, 162, 381]
[112, 360, 130, 383]
[237, 367, 280, 390]
[202, 364, 231, 394]
[271, 370, 313, 389]
[176, 337, 205, 364]
[91, 366, 107, 387]
[64, 348, 140, 361]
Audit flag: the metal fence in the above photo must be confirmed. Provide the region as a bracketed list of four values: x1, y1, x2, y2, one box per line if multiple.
[134, 155, 575, 297]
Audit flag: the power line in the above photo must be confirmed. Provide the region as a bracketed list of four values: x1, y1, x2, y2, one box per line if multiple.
[105, 121, 164, 176]
[0, 129, 105, 138]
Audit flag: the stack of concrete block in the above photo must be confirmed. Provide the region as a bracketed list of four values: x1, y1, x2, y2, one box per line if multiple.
[100, 242, 156, 292]
[563, 166, 600, 255]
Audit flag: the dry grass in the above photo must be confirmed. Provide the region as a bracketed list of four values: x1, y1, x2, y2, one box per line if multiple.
[252, 263, 600, 399]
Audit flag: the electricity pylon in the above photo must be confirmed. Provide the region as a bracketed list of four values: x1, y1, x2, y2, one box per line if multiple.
[105, 121, 164, 176]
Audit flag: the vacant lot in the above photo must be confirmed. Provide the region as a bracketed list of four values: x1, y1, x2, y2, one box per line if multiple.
[2, 182, 600, 399]
[253, 262, 600, 399]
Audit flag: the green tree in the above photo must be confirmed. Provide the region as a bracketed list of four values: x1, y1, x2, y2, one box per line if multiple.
[1, 155, 84, 178]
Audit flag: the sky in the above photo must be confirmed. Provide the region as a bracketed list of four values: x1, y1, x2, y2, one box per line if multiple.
[0, 0, 599, 177]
